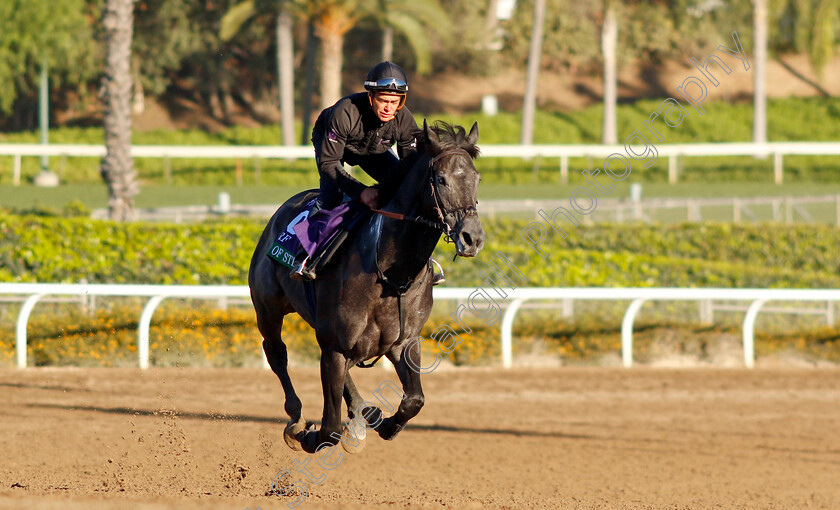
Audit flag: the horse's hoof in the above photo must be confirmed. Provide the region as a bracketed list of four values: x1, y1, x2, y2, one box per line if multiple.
[339, 418, 367, 454]
[283, 418, 307, 451]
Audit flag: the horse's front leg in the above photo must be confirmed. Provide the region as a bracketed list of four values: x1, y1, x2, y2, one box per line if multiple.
[300, 349, 348, 453]
[370, 340, 424, 441]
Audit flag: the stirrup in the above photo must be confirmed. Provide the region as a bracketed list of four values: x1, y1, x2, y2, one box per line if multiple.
[430, 258, 445, 286]
[290, 258, 316, 281]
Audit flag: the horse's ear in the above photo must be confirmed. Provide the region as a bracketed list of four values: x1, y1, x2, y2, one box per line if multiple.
[423, 119, 440, 149]
[466, 122, 479, 146]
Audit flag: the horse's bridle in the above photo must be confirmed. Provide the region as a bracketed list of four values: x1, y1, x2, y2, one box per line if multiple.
[427, 149, 479, 242]
[371, 148, 478, 242]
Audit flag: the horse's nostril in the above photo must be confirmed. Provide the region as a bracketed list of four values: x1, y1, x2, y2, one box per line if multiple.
[462, 232, 473, 246]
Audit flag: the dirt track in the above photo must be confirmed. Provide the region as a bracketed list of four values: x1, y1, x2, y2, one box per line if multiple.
[1, 366, 838, 509]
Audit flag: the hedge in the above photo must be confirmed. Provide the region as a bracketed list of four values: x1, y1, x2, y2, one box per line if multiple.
[1, 213, 837, 289]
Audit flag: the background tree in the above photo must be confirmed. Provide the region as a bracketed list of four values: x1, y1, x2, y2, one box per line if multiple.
[601, 0, 618, 145]
[131, 0, 209, 114]
[771, 0, 840, 76]
[100, 0, 138, 222]
[369, 0, 451, 74]
[221, 0, 296, 146]
[520, 0, 545, 145]
[0, 0, 97, 130]
[305, 0, 450, 109]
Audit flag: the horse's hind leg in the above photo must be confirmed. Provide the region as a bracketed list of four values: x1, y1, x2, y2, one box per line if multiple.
[258, 314, 306, 450]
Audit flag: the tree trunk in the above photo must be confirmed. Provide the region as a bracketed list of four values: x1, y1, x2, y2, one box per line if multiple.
[301, 22, 317, 145]
[318, 27, 344, 110]
[277, 4, 295, 146]
[485, 0, 499, 49]
[602, 1, 618, 145]
[520, 0, 545, 145]
[100, 0, 137, 222]
[382, 26, 393, 62]
[753, 0, 767, 145]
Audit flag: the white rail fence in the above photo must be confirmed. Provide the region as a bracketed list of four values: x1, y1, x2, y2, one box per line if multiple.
[118, 194, 840, 225]
[3, 141, 840, 185]
[4, 283, 840, 370]
[480, 194, 840, 225]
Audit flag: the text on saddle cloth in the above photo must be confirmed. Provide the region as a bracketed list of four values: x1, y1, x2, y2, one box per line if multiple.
[266, 197, 317, 269]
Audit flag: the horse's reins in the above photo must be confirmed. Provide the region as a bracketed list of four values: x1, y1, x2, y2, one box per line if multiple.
[357, 149, 476, 369]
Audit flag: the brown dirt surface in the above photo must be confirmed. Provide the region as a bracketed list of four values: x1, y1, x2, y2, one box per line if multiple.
[1, 366, 839, 509]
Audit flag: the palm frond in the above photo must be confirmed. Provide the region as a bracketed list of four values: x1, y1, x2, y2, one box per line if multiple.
[219, 0, 257, 41]
[385, 12, 433, 74]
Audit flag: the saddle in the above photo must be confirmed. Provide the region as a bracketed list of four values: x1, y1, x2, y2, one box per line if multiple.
[266, 197, 369, 277]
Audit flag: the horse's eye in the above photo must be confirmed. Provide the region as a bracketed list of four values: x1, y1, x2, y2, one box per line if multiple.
[437, 176, 446, 186]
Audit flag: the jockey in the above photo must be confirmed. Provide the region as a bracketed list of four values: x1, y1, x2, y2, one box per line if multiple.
[291, 61, 445, 285]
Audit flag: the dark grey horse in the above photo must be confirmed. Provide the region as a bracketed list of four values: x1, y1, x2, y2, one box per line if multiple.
[248, 121, 484, 454]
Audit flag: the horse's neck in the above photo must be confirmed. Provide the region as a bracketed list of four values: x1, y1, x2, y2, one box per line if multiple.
[376, 218, 440, 286]
[376, 153, 440, 285]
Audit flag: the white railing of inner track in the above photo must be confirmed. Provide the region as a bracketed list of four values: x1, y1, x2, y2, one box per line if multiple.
[4, 141, 840, 184]
[3, 283, 840, 370]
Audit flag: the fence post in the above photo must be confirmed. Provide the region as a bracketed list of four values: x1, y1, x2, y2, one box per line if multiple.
[699, 299, 713, 325]
[16, 294, 45, 368]
[742, 299, 767, 369]
[139, 296, 167, 370]
[562, 298, 574, 318]
[560, 156, 568, 184]
[836, 195, 840, 227]
[621, 299, 647, 368]
[774, 152, 783, 184]
[668, 155, 678, 184]
[13, 154, 22, 186]
[500, 298, 526, 369]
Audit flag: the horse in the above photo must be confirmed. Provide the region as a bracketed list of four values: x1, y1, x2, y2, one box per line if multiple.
[248, 120, 484, 454]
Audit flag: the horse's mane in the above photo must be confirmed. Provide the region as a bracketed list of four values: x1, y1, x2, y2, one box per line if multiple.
[419, 121, 481, 159]
[379, 121, 479, 206]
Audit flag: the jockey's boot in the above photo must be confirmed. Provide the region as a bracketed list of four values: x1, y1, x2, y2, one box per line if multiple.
[430, 258, 445, 286]
[289, 198, 323, 282]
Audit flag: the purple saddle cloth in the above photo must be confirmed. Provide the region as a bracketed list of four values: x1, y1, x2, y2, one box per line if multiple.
[293, 202, 354, 257]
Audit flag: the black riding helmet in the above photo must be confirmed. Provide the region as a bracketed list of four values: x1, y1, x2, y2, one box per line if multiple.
[364, 61, 408, 109]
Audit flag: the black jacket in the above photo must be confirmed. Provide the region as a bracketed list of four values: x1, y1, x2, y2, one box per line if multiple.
[312, 92, 419, 200]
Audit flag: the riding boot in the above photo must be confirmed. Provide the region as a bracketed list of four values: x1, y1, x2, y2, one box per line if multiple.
[290, 199, 323, 281]
[430, 257, 445, 286]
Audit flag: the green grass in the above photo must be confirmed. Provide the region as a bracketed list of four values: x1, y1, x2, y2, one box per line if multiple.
[5, 181, 840, 213]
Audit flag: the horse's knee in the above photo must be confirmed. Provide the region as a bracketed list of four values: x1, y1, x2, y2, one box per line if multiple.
[403, 394, 424, 416]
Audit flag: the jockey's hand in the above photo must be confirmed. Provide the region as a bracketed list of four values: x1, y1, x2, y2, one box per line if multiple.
[360, 188, 379, 209]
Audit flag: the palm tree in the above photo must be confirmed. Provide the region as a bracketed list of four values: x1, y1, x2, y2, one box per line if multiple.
[786, 0, 840, 75]
[757, 0, 840, 144]
[370, 0, 451, 74]
[521, 0, 545, 146]
[755, 0, 768, 145]
[601, 0, 618, 145]
[306, 0, 358, 109]
[221, 0, 296, 146]
[305, 0, 450, 109]
[100, 0, 138, 222]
